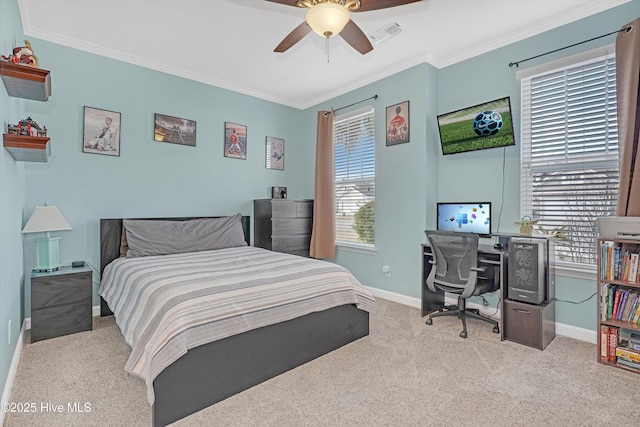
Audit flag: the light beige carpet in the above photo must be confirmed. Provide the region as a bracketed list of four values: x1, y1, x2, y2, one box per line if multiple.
[4, 298, 639, 426]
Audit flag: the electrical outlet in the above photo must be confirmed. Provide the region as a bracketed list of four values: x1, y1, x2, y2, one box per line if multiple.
[8, 319, 11, 345]
[382, 265, 391, 278]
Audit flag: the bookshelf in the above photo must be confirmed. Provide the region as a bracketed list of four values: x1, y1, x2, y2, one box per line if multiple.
[597, 237, 640, 373]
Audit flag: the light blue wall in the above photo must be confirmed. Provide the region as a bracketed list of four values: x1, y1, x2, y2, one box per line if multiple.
[0, 0, 27, 403]
[302, 63, 439, 299]
[0, 6, 637, 400]
[437, 2, 639, 331]
[20, 41, 306, 313]
[305, 1, 640, 332]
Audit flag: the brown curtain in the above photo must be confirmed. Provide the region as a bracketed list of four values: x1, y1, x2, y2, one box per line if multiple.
[310, 111, 336, 259]
[616, 18, 640, 216]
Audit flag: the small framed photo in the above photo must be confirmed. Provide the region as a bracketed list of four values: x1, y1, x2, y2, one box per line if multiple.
[272, 186, 287, 199]
[266, 136, 284, 170]
[83, 106, 121, 156]
[154, 113, 196, 147]
[386, 100, 410, 146]
[224, 122, 247, 159]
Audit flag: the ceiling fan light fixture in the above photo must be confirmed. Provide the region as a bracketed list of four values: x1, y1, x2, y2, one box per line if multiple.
[305, 2, 350, 38]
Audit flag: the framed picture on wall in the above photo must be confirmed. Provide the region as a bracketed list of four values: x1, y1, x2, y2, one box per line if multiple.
[265, 136, 284, 170]
[153, 113, 197, 147]
[224, 122, 247, 159]
[83, 106, 121, 156]
[386, 100, 410, 146]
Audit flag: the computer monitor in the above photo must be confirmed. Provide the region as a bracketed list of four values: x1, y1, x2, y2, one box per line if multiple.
[436, 202, 492, 237]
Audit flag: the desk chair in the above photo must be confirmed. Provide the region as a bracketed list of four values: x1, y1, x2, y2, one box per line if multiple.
[425, 230, 500, 338]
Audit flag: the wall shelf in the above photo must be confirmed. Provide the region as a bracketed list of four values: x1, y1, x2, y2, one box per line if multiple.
[0, 62, 51, 101]
[3, 134, 50, 162]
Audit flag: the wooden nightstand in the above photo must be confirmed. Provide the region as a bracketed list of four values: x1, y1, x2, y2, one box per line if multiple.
[31, 265, 93, 342]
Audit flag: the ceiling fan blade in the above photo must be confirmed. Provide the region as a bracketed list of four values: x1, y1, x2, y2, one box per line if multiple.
[355, 0, 422, 12]
[339, 20, 373, 55]
[274, 21, 313, 52]
[264, 0, 300, 7]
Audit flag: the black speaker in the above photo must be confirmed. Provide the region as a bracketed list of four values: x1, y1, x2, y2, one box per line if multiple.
[508, 238, 546, 305]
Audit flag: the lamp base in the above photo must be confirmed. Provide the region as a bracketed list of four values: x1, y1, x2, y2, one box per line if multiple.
[33, 236, 62, 272]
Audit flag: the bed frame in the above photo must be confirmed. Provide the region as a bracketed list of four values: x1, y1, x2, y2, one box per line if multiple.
[99, 216, 370, 426]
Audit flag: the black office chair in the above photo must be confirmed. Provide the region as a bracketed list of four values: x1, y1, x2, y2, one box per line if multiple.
[425, 230, 500, 338]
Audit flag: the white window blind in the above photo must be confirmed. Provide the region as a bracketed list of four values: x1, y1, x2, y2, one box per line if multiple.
[334, 106, 375, 246]
[521, 53, 619, 266]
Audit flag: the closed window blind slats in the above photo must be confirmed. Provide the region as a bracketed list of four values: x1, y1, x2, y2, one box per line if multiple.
[334, 106, 375, 246]
[521, 55, 619, 265]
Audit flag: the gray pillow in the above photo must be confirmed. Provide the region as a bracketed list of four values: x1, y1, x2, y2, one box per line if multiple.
[124, 214, 247, 258]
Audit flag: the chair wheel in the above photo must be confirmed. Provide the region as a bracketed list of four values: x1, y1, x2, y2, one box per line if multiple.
[459, 331, 467, 338]
[425, 318, 433, 325]
[492, 326, 500, 334]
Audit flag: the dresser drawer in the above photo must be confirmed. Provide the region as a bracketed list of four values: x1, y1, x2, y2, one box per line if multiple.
[272, 218, 312, 235]
[272, 200, 298, 218]
[31, 271, 92, 310]
[295, 201, 313, 218]
[503, 299, 556, 350]
[31, 301, 92, 342]
[272, 235, 311, 252]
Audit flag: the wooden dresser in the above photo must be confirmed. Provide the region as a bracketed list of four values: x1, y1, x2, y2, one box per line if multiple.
[254, 199, 314, 257]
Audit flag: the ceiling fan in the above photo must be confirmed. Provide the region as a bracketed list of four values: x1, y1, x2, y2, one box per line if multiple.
[267, 0, 421, 55]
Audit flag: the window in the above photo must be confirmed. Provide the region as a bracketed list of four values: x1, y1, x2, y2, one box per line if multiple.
[520, 47, 619, 266]
[334, 106, 375, 247]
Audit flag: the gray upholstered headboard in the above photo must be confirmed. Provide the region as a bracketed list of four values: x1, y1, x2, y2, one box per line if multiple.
[99, 215, 251, 316]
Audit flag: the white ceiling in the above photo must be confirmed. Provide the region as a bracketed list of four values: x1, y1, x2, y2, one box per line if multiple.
[18, 0, 631, 109]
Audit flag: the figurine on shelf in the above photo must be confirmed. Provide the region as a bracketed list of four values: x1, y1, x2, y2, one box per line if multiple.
[514, 215, 540, 236]
[1, 40, 38, 67]
[8, 117, 46, 137]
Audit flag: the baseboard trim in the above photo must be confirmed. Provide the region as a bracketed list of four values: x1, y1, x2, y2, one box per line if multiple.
[0, 320, 27, 426]
[365, 286, 596, 344]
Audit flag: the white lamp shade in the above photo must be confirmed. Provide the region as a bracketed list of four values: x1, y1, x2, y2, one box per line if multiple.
[306, 2, 350, 38]
[22, 206, 72, 234]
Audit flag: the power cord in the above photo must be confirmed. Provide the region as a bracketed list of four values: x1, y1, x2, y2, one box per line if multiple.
[553, 292, 597, 305]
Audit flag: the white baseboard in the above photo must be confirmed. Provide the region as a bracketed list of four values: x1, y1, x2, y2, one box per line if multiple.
[556, 321, 597, 344]
[0, 320, 27, 426]
[366, 286, 595, 344]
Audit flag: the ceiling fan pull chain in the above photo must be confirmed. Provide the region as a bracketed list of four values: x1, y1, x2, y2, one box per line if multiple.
[325, 36, 330, 63]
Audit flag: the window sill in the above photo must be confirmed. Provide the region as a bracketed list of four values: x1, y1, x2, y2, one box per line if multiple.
[555, 262, 597, 281]
[336, 242, 377, 255]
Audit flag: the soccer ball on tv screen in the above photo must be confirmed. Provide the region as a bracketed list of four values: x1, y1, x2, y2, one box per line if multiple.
[472, 110, 503, 137]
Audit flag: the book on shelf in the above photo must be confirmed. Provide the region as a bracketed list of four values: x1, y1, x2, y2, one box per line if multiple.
[629, 339, 640, 351]
[617, 289, 630, 320]
[626, 292, 640, 322]
[600, 282, 609, 321]
[608, 327, 618, 362]
[620, 290, 634, 320]
[600, 325, 609, 363]
[629, 253, 639, 282]
[616, 357, 640, 372]
[612, 288, 622, 319]
[607, 285, 616, 320]
[616, 347, 640, 363]
[600, 241, 640, 282]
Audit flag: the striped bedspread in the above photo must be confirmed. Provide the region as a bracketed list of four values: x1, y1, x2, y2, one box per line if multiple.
[99, 246, 377, 405]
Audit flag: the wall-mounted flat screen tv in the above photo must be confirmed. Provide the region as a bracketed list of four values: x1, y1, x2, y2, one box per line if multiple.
[436, 202, 492, 237]
[437, 97, 515, 155]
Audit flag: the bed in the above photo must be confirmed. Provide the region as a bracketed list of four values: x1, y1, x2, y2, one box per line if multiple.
[99, 214, 376, 426]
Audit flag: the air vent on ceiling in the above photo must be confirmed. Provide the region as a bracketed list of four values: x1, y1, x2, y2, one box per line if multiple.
[369, 23, 402, 45]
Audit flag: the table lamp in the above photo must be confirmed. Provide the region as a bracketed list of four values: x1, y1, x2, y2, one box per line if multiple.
[22, 205, 72, 272]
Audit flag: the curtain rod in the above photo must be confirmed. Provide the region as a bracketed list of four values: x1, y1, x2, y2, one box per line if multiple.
[508, 25, 632, 68]
[324, 95, 378, 116]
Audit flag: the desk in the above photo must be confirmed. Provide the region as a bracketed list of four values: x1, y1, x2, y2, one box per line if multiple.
[421, 243, 508, 340]
[421, 241, 556, 349]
